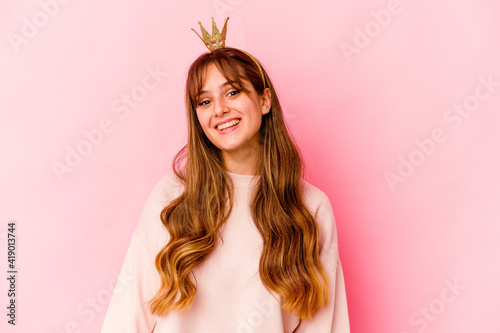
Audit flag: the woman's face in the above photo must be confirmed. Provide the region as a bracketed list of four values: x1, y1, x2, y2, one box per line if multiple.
[195, 63, 271, 165]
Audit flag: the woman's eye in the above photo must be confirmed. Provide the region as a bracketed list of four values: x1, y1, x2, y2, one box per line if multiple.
[228, 90, 240, 97]
[198, 100, 210, 106]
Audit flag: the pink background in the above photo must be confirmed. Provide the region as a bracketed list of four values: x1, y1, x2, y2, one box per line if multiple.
[1, 0, 499, 332]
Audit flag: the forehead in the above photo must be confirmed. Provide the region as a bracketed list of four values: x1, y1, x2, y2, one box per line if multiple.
[197, 62, 250, 94]
[200, 63, 227, 88]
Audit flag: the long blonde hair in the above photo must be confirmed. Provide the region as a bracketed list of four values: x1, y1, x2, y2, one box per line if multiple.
[149, 48, 329, 319]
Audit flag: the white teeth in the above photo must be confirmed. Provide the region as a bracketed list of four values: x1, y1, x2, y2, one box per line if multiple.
[217, 119, 240, 131]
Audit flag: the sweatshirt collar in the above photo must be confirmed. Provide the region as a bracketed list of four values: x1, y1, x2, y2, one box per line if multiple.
[226, 171, 260, 189]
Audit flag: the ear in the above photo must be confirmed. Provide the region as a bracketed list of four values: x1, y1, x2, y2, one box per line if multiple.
[261, 88, 271, 115]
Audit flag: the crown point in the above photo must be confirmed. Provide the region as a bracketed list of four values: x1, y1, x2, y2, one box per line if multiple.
[192, 17, 230, 52]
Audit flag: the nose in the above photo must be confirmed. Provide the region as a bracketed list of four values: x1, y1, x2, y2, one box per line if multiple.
[213, 96, 229, 117]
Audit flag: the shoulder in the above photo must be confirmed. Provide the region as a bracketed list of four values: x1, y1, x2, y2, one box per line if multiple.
[300, 179, 334, 218]
[133, 172, 185, 250]
[300, 179, 339, 270]
[140, 172, 185, 213]
[152, 172, 185, 201]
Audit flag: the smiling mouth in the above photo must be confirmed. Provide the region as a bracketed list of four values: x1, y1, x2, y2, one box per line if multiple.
[217, 119, 240, 131]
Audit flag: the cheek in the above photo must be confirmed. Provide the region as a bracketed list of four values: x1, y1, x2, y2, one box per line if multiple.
[196, 112, 210, 131]
[250, 113, 264, 130]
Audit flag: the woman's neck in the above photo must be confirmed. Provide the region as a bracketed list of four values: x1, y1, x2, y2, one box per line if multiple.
[221, 148, 260, 175]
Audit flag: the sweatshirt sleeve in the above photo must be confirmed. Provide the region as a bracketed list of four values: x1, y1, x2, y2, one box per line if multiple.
[101, 175, 179, 333]
[294, 189, 350, 333]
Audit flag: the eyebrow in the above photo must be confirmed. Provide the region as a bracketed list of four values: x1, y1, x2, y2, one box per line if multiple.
[198, 81, 233, 96]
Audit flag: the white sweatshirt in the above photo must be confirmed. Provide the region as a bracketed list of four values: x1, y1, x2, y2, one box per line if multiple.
[101, 171, 350, 332]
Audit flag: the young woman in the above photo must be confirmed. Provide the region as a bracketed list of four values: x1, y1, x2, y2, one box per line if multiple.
[102, 18, 349, 333]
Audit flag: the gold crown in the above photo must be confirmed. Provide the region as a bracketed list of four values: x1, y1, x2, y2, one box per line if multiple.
[191, 17, 229, 52]
[191, 17, 266, 88]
